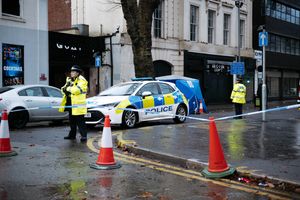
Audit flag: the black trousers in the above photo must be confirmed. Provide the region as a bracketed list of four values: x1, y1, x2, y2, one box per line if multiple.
[234, 103, 243, 119]
[68, 114, 87, 138]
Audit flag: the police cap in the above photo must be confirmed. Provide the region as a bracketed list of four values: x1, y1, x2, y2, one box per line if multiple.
[70, 65, 82, 73]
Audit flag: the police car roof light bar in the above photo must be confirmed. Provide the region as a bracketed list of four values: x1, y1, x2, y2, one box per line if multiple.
[131, 77, 154, 81]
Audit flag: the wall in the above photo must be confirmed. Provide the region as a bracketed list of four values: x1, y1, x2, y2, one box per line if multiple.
[0, 0, 49, 87]
[48, 0, 71, 31]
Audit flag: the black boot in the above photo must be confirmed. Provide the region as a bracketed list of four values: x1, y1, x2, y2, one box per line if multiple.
[64, 134, 76, 140]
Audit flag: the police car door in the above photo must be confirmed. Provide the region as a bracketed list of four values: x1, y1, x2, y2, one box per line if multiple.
[136, 83, 161, 120]
[159, 83, 176, 117]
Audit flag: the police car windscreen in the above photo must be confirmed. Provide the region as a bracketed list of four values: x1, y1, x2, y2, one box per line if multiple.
[99, 83, 142, 96]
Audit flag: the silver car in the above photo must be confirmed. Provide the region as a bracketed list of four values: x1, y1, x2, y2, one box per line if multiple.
[0, 85, 68, 128]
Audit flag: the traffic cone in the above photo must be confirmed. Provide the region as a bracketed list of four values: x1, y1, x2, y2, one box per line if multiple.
[201, 117, 235, 178]
[90, 115, 121, 170]
[0, 110, 17, 157]
[199, 99, 204, 114]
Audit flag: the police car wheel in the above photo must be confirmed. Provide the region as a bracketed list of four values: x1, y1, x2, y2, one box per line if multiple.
[122, 110, 138, 128]
[173, 104, 187, 123]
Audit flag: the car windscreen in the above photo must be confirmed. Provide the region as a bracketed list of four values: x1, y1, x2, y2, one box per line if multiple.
[0, 87, 13, 94]
[99, 83, 142, 96]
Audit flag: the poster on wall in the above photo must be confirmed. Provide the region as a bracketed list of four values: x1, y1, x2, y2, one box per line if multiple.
[2, 43, 24, 86]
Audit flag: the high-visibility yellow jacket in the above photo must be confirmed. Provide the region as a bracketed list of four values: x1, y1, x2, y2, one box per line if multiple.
[59, 75, 88, 115]
[231, 83, 246, 104]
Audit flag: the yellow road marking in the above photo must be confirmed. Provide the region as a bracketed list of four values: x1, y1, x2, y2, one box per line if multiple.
[87, 136, 295, 200]
[110, 154, 290, 200]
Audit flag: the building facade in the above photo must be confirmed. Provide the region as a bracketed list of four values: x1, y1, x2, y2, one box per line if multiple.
[253, 0, 300, 101]
[0, 0, 48, 87]
[70, 0, 254, 103]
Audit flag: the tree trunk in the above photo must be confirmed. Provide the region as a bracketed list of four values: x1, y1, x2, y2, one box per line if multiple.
[121, 0, 160, 78]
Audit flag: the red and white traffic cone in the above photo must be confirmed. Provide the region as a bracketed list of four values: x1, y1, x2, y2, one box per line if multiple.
[0, 110, 17, 157]
[199, 100, 204, 114]
[90, 115, 121, 170]
[201, 117, 235, 178]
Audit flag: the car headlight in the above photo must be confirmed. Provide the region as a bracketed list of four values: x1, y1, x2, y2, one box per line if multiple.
[101, 102, 120, 108]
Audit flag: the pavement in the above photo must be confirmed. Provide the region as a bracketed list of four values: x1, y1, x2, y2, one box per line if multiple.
[116, 100, 300, 193]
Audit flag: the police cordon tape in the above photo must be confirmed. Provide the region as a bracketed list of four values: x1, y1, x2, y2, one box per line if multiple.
[117, 103, 300, 121]
[1, 104, 300, 122]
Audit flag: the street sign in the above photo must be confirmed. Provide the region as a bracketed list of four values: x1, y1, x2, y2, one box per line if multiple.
[254, 50, 262, 60]
[95, 56, 101, 67]
[230, 62, 245, 75]
[259, 32, 268, 47]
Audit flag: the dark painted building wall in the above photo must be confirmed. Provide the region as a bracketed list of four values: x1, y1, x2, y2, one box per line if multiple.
[252, 0, 300, 100]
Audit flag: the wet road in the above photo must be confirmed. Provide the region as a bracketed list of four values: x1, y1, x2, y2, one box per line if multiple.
[122, 108, 300, 183]
[0, 123, 277, 200]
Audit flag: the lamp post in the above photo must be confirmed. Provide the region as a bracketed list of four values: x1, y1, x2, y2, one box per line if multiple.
[257, 25, 267, 121]
[234, 0, 244, 84]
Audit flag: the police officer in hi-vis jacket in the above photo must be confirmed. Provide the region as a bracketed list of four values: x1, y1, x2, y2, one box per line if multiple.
[59, 65, 88, 142]
[230, 77, 246, 119]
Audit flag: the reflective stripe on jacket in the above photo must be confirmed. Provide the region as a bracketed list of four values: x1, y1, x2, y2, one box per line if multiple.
[231, 83, 246, 104]
[59, 75, 88, 115]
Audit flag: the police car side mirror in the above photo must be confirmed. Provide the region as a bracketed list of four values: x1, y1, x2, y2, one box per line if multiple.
[142, 91, 152, 98]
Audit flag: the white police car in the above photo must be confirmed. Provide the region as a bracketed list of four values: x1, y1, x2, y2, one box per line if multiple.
[85, 80, 189, 128]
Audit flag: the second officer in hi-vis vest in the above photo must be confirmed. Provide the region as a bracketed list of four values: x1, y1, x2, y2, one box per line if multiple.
[59, 65, 88, 142]
[231, 77, 246, 119]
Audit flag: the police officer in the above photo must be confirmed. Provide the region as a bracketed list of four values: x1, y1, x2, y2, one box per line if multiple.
[230, 77, 246, 119]
[59, 65, 88, 142]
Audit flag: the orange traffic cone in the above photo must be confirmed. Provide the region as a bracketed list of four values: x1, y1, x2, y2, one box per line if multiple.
[0, 110, 17, 157]
[199, 99, 204, 114]
[201, 117, 235, 178]
[90, 115, 121, 170]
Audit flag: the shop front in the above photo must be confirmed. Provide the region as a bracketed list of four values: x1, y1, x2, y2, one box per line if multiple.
[49, 32, 105, 96]
[184, 51, 255, 104]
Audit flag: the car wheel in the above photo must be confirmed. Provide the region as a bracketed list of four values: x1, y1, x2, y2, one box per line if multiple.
[8, 109, 29, 129]
[173, 104, 187, 123]
[122, 109, 138, 128]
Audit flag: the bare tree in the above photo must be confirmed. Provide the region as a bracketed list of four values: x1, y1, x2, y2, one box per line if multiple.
[121, 0, 161, 77]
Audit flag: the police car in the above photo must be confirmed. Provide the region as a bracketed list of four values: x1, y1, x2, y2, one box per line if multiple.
[85, 80, 189, 128]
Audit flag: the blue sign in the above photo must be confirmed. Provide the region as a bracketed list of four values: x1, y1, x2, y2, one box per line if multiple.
[230, 62, 245, 75]
[259, 32, 268, 47]
[95, 56, 101, 67]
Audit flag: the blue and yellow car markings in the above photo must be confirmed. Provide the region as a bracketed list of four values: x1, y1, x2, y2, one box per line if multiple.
[164, 94, 175, 105]
[154, 95, 165, 106]
[115, 99, 131, 114]
[128, 96, 143, 109]
[115, 91, 187, 115]
[142, 96, 155, 108]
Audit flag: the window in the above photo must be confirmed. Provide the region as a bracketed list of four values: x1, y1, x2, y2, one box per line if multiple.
[296, 41, 300, 55]
[190, 5, 199, 41]
[23, 87, 44, 97]
[291, 39, 295, 55]
[2, 0, 20, 16]
[137, 83, 160, 96]
[153, 3, 163, 38]
[267, 77, 280, 98]
[267, 33, 300, 56]
[281, 37, 286, 53]
[276, 35, 281, 53]
[283, 78, 298, 97]
[45, 87, 62, 98]
[269, 34, 276, 52]
[286, 38, 291, 54]
[239, 20, 245, 48]
[223, 14, 230, 45]
[208, 10, 216, 44]
[159, 83, 175, 94]
[265, 0, 300, 25]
